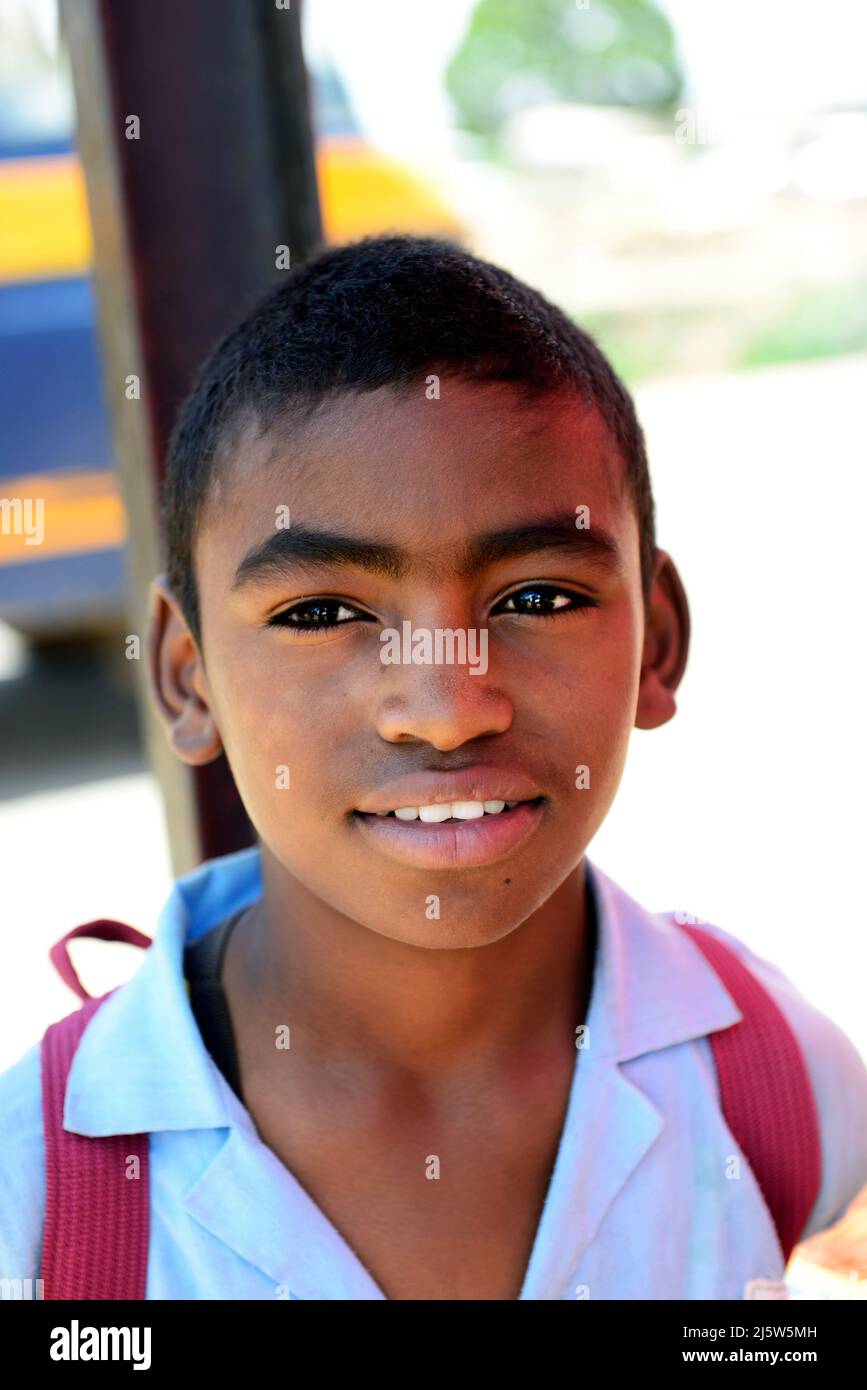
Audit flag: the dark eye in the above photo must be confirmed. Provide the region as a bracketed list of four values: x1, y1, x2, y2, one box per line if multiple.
[266, 598, 371, 632]
[493, 586, 598, 619]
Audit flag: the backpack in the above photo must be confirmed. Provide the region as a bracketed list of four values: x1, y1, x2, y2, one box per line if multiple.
[37, 914, 822, 1299]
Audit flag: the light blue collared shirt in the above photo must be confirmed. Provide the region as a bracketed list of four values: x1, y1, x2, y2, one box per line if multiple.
[1, 846, 866, 1299]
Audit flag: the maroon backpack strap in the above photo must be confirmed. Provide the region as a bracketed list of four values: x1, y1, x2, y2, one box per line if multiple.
[674, 919, 822, 1263]
[40, 920, 152, 1300]
[49, 919, 153, 1002]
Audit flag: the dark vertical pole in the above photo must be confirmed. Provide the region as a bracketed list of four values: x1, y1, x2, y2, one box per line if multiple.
[60, 0, 323, 871]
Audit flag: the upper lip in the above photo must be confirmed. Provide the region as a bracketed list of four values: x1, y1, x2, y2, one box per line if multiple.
[354, 767, 545, 814]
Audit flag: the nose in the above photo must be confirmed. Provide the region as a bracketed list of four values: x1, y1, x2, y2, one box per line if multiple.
[372, 628, 514, 749]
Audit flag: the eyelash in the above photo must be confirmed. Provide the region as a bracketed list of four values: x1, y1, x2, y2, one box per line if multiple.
[265, 586, 598, 632]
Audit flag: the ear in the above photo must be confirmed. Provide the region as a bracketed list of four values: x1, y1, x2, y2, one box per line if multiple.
[635, 548, 690, 730]
[146, 574, 224, 764]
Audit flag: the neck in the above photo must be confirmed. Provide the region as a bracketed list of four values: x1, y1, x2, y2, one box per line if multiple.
[222, 853, 596, 1097]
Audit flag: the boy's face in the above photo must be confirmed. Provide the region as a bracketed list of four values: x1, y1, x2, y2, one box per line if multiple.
[150, 378, 688, 948]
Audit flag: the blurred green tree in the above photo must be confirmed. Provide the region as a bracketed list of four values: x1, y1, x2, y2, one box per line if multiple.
[445, 0, 683, 138]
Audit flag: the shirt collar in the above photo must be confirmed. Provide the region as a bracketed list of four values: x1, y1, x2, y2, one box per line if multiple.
[586, 859, 743, 1062]
[64, 846, 264, 1136]
[64, 848, 742, 1138]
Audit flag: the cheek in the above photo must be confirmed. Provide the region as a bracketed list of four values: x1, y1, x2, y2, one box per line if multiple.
[553, 608, 642, 813]
[203, 640, 317, 819]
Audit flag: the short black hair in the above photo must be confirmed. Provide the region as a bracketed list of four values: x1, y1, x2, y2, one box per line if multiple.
[162, 233, 655, 642]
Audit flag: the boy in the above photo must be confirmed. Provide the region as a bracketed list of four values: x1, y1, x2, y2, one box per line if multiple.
[2, 234, 866, 1300]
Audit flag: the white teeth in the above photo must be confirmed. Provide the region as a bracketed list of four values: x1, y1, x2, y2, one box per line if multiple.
[386, 799, 519, 821]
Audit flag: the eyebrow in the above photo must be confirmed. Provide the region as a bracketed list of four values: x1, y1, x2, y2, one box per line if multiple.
[231, 511, 625, 590]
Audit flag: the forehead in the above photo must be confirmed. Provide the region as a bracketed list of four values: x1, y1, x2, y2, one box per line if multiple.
[198, 379, 630, 571]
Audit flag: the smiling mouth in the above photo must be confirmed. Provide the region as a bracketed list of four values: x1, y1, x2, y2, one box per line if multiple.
[353, 797, 545, 823]
[349, 795, 547, 869]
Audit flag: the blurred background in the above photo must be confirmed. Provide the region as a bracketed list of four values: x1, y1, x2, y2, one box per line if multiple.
[1, 0, 865, 1289]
